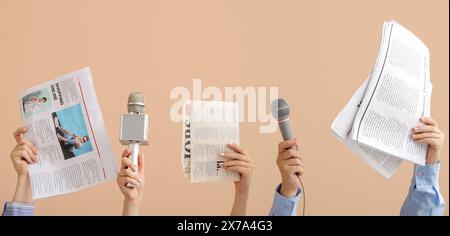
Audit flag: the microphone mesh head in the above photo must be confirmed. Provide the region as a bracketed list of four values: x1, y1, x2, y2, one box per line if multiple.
[271, 98, 290, 119]
[128, 92, 145, 113]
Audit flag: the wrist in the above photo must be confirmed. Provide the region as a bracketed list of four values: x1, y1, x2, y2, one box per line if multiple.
[425, 154, 440, 164]
[122, 199, 142, 216]
[426, 159, 439, 164]
[234, 190, 249, 202]
[231, 190, 248, 216]
[17, 174, 28, 183]
[280, 179, 298, 198]
[426, 152, 440, 164]
[12, 174, 33, 204]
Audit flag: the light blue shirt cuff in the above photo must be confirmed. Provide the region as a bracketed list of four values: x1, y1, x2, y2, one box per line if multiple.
[269, 184, 301, 216]
[2, 202, 35, 216]
[400, 163, 445, 216]
[414, 163, 440, 190]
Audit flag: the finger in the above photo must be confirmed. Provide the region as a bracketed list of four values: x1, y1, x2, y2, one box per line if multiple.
[16, 139, 38, 155]
[122, 177, 140, 187]
[227, 143, 247, 155]
[413, 125, 440, 134]
[279, 148, 301, 160]
[226, 166, 251, 176]
[412, 132, 441, 140]
[122, 148, 131, 158]
[117, 176, 139, 187]
[420, 117, 437, 126]
[13, 127, 28, 142]
[220, 152, 250, 162]
[278, 140, 297, 153]
[281, 157, 304, 167]
[13, 149, 33, 164]
[18, 144, 38, 163]
[286, 165, 304, 176]
[138, 152, 145, 174]
[223, 160, 251, 168]
[119, 168, 140, 179]
[117, 176, 126, 186]
[121, 156, 137, 172]
[415, 138, 439, 147]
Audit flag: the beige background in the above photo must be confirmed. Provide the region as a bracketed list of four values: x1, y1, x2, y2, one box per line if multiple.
[0, 0, 448, 216]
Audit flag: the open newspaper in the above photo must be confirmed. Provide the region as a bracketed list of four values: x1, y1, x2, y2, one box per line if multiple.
[331, 21, 432, 178]
[19, 68, 117, 199]
[181, 100, 240, 182]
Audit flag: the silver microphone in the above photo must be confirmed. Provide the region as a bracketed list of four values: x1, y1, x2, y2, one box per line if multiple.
[271, 98, 295, 144]
[119, 92, 149, 187]
[271, 98, 305, 216]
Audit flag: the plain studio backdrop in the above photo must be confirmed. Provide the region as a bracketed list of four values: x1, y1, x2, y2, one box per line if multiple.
[0, 0, 448, 216]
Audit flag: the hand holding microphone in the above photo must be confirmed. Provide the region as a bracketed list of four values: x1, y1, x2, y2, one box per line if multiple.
[271, 98, 304, 198]
[119, 92, 148, 188]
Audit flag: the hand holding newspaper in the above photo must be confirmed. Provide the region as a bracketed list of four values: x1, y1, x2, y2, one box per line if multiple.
[331, 21, 432, 178]
[181, 100, 240, 182]
[19, 68, 117, 199]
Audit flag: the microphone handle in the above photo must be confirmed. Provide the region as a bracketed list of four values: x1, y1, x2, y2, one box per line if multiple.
[126, 142, 140, 188]
[279, 119, 296, 150]
[279, 119, 300, 175]
[129, 142, 139, 174]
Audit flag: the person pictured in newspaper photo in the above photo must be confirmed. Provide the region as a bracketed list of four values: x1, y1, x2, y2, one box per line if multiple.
[116, 143, 255, 216]
[52, 113, 90, 160]
[22, 95, 47, 114]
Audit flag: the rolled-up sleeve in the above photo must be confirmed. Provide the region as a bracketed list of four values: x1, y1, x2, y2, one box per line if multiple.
[2, 202, 35, 216]
[269, 184, 302, 216]
[400, 163, 445, 216]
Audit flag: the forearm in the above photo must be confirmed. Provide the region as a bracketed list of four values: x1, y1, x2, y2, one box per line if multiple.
[57, 134, 68, 142]
[122, 200, 141, 216]
[230, 192, 249, 216]
[12, 175, 33, 204]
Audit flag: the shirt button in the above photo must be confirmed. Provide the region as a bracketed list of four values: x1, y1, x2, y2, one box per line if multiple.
[417, 172, 424, 177]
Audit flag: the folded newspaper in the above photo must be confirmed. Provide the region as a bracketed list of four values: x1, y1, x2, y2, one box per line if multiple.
[19, 67, 117, 199]
[331, 21, 432, 179]
[182, 100, 240, 182]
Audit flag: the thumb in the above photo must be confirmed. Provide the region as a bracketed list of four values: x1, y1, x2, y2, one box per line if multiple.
[138, 152, 145, 174]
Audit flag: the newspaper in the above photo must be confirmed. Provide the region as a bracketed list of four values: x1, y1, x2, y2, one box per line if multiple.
[182, 100, 240, 182]
[331, 21, 432, 178]
[19, 67, 117, 199]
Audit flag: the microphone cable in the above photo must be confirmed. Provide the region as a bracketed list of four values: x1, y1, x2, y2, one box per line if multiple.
[298, 175, 306, 216]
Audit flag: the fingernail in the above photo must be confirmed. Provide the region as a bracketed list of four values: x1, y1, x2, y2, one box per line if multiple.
[412, 135, 416, 138]
[414, 128, 419, 132]
[139, 178, 143, 183]
[219, 152, 224, 156]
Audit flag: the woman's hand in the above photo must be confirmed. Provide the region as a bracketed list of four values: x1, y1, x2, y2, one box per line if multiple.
[10, 127, 38, 203]
[276, 139, 304, 197]
[412, 117, 445, 164]
[221, 143, 254, 216]
[117, 149, 145, 216]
